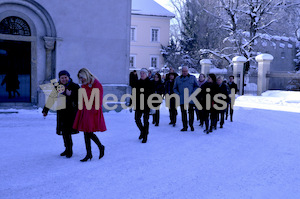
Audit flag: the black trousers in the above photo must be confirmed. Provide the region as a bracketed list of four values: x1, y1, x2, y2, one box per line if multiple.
[203, 110, 210, 130]
[219, 111, 225, 126]
[83, 132, 102, 156]
[153, 110, 160, 125]
[180, 104, 195, 129]
[169, 98, 177, 124]
[199, 109, 206, 126]
[62, 131, 73, 153]
[135, 110, 150, 136]
[226, 102, 234, 120]
[210, 110, 218, 128]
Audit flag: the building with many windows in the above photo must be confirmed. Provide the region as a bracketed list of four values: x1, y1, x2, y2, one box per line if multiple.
[130, 0, 175, 71]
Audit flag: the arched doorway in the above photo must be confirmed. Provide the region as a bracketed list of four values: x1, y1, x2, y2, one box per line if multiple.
[0, 0, 57, 106]
[0, 16, 31, 102]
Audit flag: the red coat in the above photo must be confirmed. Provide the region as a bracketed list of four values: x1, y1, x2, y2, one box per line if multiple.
[73, 79, 107, 132]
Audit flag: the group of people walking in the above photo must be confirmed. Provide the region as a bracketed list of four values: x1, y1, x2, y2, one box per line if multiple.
[130, 66, 238, 143]
[42, 68, 106, 162]
[43, 66, 238, 161]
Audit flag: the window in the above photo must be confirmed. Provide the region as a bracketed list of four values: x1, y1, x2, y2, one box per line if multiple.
[130, 55, 136, 68]
[151, 28, 159, 42]
[0, 16, 31, 36]
[130, 27, 136, 41]
[150, 56, 159, 68]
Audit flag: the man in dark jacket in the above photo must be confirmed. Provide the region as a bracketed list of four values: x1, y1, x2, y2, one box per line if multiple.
[134, 68, 154, 143]
[227, 75, 238, 121]
[216, 76, 229, 128]
[198, 73, 218, 133]
[42, 70, 80, 158]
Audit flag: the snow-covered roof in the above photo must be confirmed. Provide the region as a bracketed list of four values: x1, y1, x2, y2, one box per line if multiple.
[132, 0, 175, 18]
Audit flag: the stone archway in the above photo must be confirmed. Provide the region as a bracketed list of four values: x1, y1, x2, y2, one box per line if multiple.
[0, 0, 57, 104]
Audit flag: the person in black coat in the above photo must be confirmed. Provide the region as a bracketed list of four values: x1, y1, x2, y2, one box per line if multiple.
[129, 70, 138, 88]
[152, 73, 164, 126]
[129, 70, 138, 106]
[198, 73, 218, 133]
[134, 68, 154, 143]
[164, 72, 177, 126]
[216, 76, 230, 128]
[42, 70, 80, 158]
[227, 75, 238, 122]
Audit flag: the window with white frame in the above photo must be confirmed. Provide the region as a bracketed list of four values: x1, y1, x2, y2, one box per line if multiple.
[151, 28, 159, 42]
[130, 55, 136, 68]
[150, 56, 159, 68]
[130, 27, 136, 41]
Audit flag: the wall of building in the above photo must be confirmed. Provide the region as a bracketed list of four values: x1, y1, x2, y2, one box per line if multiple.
[37, 0, 131, 84]
[0, 0, 131, 108]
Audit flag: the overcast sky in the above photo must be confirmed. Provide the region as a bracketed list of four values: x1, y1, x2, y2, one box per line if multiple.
[154, 0, 174, 12]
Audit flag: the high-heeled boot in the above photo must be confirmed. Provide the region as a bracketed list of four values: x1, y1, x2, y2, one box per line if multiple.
[99, 145, 105, 159]
[81, 132, 92, 162]
[90, 133, 104, 159]
[80, 154, 92, 162]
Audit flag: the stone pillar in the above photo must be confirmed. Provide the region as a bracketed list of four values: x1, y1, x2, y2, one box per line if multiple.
[255, 54, 274, 96]
[43, 37, 56, 81]
[200, 59, 212, 76]
[232, 56, 247, 95]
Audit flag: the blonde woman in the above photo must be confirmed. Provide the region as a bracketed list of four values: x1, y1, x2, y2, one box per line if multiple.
[73, 68, 106, 162]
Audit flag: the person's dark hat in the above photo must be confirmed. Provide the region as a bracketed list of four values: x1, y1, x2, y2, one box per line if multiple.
[58, 70, 70, 78]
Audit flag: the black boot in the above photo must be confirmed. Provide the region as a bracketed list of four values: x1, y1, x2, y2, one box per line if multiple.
[142, 135, 147, 143]
[62, 131, 73, 158]
[66, 148, 73, 158]
[90, 133, 104, 160]
[99, 145, 105, 159]
[142, 131, 148, 143]
[81, 132, 92, 162]
[60, 150, 67, 156]
[80, 154, 92, 162]
[139, 132, 143, 140]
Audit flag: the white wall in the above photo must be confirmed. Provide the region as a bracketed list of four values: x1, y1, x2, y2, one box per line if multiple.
[37, 0, 131, 84]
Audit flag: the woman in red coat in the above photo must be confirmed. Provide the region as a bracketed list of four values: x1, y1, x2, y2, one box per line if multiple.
[73, 68, 107, 162]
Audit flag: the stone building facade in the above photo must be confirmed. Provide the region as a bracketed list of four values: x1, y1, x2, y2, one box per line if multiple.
[0, 0, 131, 107]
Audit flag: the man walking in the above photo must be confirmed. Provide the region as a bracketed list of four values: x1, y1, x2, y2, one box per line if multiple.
[227, 75, 238, 122]
[173, 66, 199, 131]
[134, 68, 154, 143]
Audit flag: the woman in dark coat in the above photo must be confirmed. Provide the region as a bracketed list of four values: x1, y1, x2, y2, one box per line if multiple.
[164, 72, 177, 126]
[42, 70, 80, 158]
[152, 73, 164, 126]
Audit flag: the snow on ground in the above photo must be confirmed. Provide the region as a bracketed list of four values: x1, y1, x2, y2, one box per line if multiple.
[0, 91, 299, 199]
